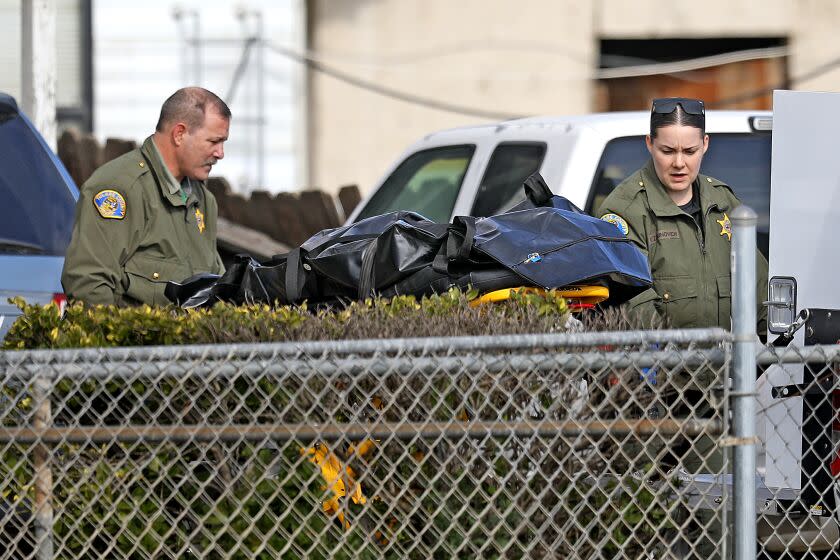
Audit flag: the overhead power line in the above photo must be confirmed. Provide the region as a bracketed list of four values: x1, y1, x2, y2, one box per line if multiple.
[264, 41, 792, 81]
[266, 42, 525, 121]
[306, 38, 592, 67]
[252, 38, 839, 117]
[710, 53, 840, 108]
[595, 46, 790, 80]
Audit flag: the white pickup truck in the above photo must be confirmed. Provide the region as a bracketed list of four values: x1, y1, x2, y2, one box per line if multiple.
[349, 108, 840, 557]
[347, 110, 772, 255]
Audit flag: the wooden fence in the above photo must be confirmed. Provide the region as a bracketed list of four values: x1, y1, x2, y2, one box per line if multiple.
[57, 129, 362, 250]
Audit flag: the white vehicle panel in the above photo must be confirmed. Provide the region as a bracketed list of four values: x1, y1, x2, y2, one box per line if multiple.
[450, 139, 494, 217]
[346, 110, 769, 225]
[764, 90, 840, 490]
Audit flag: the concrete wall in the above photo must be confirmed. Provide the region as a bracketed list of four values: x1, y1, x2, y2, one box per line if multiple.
[307, 0, 596, 195]
[596, 0, 793, 37]
[307, 0, 840, 196]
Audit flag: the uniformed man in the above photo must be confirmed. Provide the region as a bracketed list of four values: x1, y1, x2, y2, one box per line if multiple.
[61, 87, 229, 306]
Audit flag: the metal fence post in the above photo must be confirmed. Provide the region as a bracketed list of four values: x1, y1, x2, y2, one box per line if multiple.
[731, 205, 757, 560]
[32, 375, 53, 560]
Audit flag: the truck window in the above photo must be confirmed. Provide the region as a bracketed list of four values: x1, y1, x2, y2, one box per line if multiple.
[586, 133, 772, 257]
[355, 145, 474, 223]
[470, 142, 547, 217]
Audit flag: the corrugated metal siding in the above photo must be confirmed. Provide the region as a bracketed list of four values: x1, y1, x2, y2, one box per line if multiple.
[0, 1, 22, 97]
[56, 0, 81, 108]
[94, 0, 305, 194]
[0, 0, 83, 107]
[0, 0, 304, 194]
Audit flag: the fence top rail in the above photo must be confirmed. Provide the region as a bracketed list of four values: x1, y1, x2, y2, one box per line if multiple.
[757, 342, 840, 365]
[0, 347, 729, 381]
[0, 328, 730, 365]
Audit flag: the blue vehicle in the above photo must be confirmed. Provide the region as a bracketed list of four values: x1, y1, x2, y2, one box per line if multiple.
[0, 92, 78, 341]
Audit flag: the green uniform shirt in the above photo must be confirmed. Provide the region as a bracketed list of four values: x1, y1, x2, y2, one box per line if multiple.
[61, 135, 225, 306]
[596, 160, 767, 334]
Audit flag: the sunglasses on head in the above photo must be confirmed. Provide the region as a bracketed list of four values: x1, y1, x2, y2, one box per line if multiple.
[651, 98, 705, 116]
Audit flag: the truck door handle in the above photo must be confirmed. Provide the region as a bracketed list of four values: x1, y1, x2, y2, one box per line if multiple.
[771, 383, 826, 399]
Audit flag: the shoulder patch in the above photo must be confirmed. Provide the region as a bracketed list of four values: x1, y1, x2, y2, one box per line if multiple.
[600, 213, 629, 235]
[93, 189, 127, 219]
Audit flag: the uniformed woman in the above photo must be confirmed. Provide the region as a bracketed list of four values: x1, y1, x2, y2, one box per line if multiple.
[595, 97, 767, 334]
[595, 97, 768, 557]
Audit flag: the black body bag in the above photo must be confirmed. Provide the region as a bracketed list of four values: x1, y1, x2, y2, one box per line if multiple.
[166, 173, 652, 308]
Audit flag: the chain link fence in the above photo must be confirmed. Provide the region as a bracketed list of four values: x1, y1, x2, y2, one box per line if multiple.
[0, 330, 734, 559]
[757, 342, 840, 558]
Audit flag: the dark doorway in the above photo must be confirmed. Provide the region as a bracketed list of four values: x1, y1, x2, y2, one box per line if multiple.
[597, 37, 788, 111]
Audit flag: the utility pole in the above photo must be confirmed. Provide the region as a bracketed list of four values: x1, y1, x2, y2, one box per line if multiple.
[236, 7, 266, 189]
[173, 6, 202, 86]
[256, 14, 265, 188]
[21, 0, 57, 152]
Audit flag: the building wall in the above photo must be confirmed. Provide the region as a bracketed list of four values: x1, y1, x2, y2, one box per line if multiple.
[307, 0, 595, 195]
[596, 0, 792, 37]
[308, 0, 840, 196]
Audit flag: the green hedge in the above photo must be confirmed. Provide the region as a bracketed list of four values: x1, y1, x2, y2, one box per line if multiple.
[3, 288, 574, 350]
[0, 291, 676, 558]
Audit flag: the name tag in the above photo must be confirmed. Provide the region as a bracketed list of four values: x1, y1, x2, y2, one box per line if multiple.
[649, 230, 680, 243]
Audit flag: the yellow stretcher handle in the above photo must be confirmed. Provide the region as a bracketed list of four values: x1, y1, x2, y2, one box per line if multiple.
[470, 285, 609, 309]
